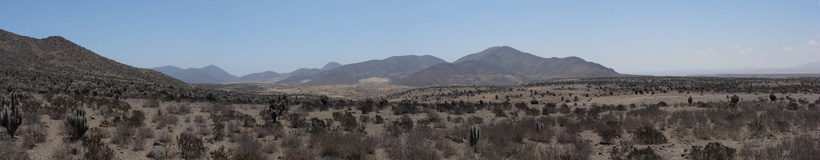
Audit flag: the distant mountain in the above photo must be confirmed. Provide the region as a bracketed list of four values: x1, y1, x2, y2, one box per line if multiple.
[797, 61, 820, 69]
[235, 71, 283, 83]
[152, 66, 184, 75]
[394, 46, 621, 86]
[322, 62, 342, 70]
[0, 29, 184, 85]
[278, 55, 447, 85]
[151, 65, 237, 84]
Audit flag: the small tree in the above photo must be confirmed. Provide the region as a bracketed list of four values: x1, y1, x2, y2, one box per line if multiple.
[66, 107, 89, 141]
[0, 93, 23, 138]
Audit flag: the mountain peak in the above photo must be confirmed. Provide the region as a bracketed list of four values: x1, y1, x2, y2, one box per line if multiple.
[202, 65, 221, 69]
[454, 46, 535, 64]
[322, 62, 342, 70]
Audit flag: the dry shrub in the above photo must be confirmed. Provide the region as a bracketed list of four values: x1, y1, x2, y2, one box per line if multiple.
[111, 124, 134, 145]
[232, 134, 265, 159]
[386, 115, 414, 136]
[626, 147, 662, 160]
[311, 132, 377, 159]
[167, 103, 191, 115]
[83, 128, 115, 160]
[20, 122, 47, 149]
[154, 114, 178, 129]
[740, 135, 819, 160]
[132, 126, 153, 151]
[51, 143, 74, 159]
[384, 134, 439, 160]
[178, 131, 206, 159]
[689, 142, 736, 160]
[282, 136, 316, 160]
[210, 145, 232, 160]
[0, 140, 29, 159]
[633, 126, 667, 145]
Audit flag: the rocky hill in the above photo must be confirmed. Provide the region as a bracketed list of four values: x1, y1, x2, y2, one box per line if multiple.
[0, 29, 184, 86]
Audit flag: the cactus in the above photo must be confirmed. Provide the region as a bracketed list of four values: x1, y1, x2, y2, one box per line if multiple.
[267, 95, 288, 122]
[0, 92, 22, 138]
[469, 125, 480, 147]
[67, 106, 89, 140]
[536, 121, 544, 133]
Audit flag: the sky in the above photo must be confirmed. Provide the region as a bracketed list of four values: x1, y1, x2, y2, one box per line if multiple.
[1, 1, 819, 76]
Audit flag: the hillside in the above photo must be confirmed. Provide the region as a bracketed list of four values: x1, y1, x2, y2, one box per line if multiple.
[278, 55, 447, 85]
[0, 29, 184, 86]
[394, 46, 621, 86]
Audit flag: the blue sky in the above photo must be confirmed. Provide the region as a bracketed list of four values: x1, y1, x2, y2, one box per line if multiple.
[2, 1, 819, 76]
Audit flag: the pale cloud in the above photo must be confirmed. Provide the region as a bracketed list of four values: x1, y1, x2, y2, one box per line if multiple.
[694, 47, 716, 58]
[809, 39, 819, 46]
[729, 45, 752, 54]
[782, 46, 794, 52]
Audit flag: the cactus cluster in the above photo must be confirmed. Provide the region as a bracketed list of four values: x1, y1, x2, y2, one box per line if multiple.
[0, 92, 23, 138]
[268, 95, 288, 122]
[67, 106, 89, 140]
[536, 121, 545, 132]
[469, 125, 480, 147]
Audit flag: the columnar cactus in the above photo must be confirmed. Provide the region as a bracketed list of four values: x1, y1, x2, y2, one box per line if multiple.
[469, 125, 480, 147]
[0, 93, 22, 138]
[67, 106, 89, 140]
[536, 121, 544, 133]
[268, 95, 288, 122]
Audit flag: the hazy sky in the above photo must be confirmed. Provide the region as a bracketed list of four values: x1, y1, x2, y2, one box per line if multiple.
[2, 1, 819, 76]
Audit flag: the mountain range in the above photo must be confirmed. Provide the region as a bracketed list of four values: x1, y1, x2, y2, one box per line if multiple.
[0, 28, 624, 87]
[152, 62, 342, 84]
[155, 46, 623, 86]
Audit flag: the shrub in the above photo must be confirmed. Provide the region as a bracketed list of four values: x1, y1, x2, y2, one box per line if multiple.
[595, 126, 620, 145]
[689, 142, 735, 160]
[178, 131, 206, 159]
[111, 124, 134, 145]
[332, 111, 360, 132]
[232, 134, 265, 160]
[387, 115, 414, 136]
[633, 126, 667, 145]
[210, 145, 232, 160]
[83, 128, 115, 160]
[0, 141, 29, 159]
[626, 147, 662, 160]
[311, 132, 376, 159]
